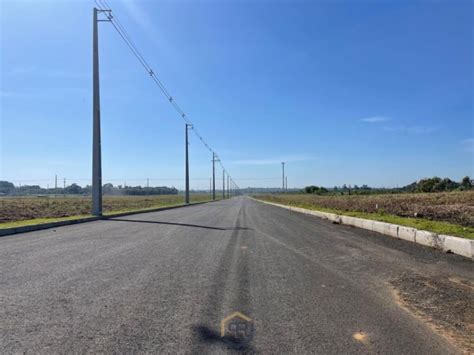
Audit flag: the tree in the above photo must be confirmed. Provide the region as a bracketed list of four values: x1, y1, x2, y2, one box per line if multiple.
[103, 183, 114, 193]
[64, 183, 82, 194]
[432, 179, 448, 192]
[417, 177, 441, 192]
[304, 185, 319, 194]
[461, 176, 472, 189]
[0, 181, 15, 194]
[441, 178, 459, 191]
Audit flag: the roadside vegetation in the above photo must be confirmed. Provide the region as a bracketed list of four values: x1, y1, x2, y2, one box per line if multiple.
[259, 190, 474, 226]
[256, 190, 474, 239]
[255, 193, 474, 239]
[0, 180, 178, 196]
[0, 194, 213, 228]
[303, 176, 473, 195]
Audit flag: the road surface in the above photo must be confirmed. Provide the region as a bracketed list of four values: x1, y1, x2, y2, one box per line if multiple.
[1, 197, 472, 353]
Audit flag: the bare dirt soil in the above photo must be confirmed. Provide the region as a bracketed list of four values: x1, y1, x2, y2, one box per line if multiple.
[258, 191, 474, 227]
[391, 272, 474, 354]
[0, 195, 211, 223]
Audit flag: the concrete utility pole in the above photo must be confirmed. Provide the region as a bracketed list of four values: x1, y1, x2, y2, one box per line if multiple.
[92, 7, 102, 216]
[212, 153, 216, 200]
[227, 175, 230, 198]
[209, 178, 212, 197]
[185, 123, 192, 204]
[63, 178, 66, 197]
[281, 162, 285, 191]
[285, 176, 288, 191]
[222, 170, 225, 200]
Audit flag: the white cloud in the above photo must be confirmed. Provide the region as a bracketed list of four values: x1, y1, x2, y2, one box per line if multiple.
[0, 88, 89, 99]
[382, 125, 438, 134]
[360, 116, 390, 123]
[46, 70, 88, 79]
[5, 66, 87, 79]
[120, 0, 159, 42]
[116, 0, 177, 63]
[232, 154, 313, 166]
[233, 158, 285, 165]
[462, 138, 474, 153]
[8, 66, 37, 75]
[360, 116, 438, 134]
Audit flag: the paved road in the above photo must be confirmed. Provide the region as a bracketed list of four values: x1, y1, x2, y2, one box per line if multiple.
[1, 197, 472, 353]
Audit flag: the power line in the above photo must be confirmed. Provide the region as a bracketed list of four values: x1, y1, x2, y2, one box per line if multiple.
[94, 0, 239, 190]
[4, 177, 272, 182]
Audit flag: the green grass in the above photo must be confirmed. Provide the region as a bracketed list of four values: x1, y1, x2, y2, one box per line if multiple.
[258, 199, 474, 240]
[0, 198, 216, 230]
[0, 215, 94, 229]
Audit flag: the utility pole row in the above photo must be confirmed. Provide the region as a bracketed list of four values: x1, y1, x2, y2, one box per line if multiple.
[185, 123, 192, 204]
[90, 7, 240, 215]
[92, 7, 111, 216]
[222, 170, 225, 200]
[212, 153, 217, 201]
[281, 162, 285, 192]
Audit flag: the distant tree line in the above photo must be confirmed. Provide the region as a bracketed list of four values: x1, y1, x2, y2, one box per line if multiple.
[0, 181, 178, 196]
[401, 176, 472, 193]
[102, 183, 178, 195]
[303, 176, 473, 195]
[304, 186, 329, 194]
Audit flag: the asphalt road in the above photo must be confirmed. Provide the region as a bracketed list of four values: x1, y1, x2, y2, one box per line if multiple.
[1, 197, 472, 354]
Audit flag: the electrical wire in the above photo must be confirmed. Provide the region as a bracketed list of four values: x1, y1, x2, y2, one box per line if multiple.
[93, 0, 240, 189]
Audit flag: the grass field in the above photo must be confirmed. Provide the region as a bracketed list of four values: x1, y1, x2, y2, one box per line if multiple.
[0, 194, 214, 228]
[256, 191, 474, 239]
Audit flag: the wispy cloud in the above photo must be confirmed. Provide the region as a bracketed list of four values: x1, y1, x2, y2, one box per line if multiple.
[0, 91, 24, 99]
[8, 66, 37, 76]
[5, 66, 87, 79]
[118, 0, 177, 63]
[120, 0, 159, 42]
[233, 158, 286, 166]
[382, 125, 438, 134]
[0, 90, 47, 99]
[46, 70, 88, 79]
[233, 154, 313, 166]
[0, 88, 89, 99]
[461, 138, 474, 153]
[360, 116, 390, 123]
[359, 115, 438, 135]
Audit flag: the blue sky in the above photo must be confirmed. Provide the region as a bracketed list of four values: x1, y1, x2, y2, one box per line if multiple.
[1, 0, 473, 189]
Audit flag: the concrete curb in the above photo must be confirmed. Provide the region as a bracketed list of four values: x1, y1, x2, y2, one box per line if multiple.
[0, 200, 213, 238]
[253, 198, 473, 260]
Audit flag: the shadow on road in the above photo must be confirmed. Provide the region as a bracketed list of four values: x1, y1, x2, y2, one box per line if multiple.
[106, 218, 252, 231]
[192, 325, 256, 352]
